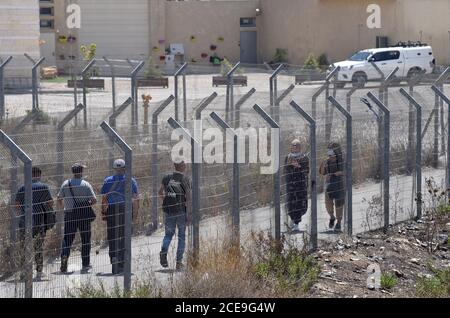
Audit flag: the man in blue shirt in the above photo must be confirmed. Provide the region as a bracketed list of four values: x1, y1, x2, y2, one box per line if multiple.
[101, 159, 139, 274]
[15, 167, 54, 280]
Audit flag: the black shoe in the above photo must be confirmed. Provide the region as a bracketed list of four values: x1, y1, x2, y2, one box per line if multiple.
[176, 261, 184, 271]
[160, 252, 168, 268]
[329, 218, 336, 229]
[60, 256, 68, 273]
[81, 265, 92, 274]
[334, 222, 342, 232]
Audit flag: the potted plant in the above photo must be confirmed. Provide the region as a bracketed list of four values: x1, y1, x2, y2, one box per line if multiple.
[67, 43, 105, 89]
[212, 58, 247, 87]
[137, 57, 169, 88]
[269, 48, 288, 69]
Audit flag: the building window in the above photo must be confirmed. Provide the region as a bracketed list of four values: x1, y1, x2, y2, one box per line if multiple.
[40, 20, 54, 29]
[240, 17, 256, 27]
[40, 7, 54, 16]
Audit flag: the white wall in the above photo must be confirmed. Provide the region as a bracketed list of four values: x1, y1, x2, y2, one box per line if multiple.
[0, 0, 40, 88]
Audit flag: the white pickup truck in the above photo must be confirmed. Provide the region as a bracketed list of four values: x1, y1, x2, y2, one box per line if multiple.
[331, 45, 435, 87]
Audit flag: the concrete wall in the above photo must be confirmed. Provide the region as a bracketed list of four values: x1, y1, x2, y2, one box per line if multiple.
[258, 0, 450, 65]
[164, 0, 259, 63]
[0, 0, 40, 88]
[49, 0, 450, 71]
[76, 0, 150, 60]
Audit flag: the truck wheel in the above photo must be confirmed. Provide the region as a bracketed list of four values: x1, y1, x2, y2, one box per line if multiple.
[407, 68, 421, 79]
[352, 73, 367, 88]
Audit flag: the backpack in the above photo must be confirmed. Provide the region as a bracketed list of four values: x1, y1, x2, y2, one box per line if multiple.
[162, 175, 186, 214]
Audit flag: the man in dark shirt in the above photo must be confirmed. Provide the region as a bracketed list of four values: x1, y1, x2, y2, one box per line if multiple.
[319, 143, 345, 231]
[159, 159, 191, 270]
[15, 167, 54, 280]
[284, 139, 310, 232]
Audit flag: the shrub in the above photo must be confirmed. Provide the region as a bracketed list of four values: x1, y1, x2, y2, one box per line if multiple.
[381, 273, 397, 290]
[317, 53, 330, 70]
[416, 265, 450, 297]
[303, 53, 320, 70]
[273, 48, 288, 64]
[251, 232, 320, 294]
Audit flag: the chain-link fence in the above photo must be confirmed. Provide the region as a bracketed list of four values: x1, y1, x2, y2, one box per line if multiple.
[0, 58, 448, 297]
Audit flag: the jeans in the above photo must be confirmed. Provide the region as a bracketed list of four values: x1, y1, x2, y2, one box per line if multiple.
[61, 215, 92, 267]
[161, 212, 186, 262]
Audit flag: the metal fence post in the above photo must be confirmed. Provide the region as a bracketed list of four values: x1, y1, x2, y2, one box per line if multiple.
[100, 121, 133, 292]
[328, 96, 353, 236]
[269, 64, 284, 119]
[56, 104, 84, 237]
[406, 72, 425, 174]
[399, 88, 423, 219]
[379, 67, 398, 108]
[235, 88, 256, 129]
[346, 86, 358, 113]
[312, 66, 339, 124]
[195, 92, 218, 120]
[367, 92, 390, 232]
[226, 62, 240, 124]
[0, 130, 33, 298]
[167, 118, 201, 263]
[253, 104, 281, 240]
[432, 67, 450, 167]
[0, 56, 13, 121]
[150, 96, 175, 233]
[103, 57, 117, 113]
[9, 112, 39, 242]
[431, 85, 450, 198]
[288, 101, 317, 250]
[24, 54, 45, 112]
[81, 59, 96, 129]
[174, 62, 188, 122]
[209, 112, 240, 247]
[130, 61, 145, 126]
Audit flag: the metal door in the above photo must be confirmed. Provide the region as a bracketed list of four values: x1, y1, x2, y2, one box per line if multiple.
[240, 31, 257, 64]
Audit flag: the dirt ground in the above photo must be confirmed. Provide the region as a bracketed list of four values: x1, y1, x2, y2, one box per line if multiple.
[309, 220, 449, 298]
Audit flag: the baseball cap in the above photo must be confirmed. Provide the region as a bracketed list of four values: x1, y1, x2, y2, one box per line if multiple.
[113, 159, 126, 169]
[71, 163, 86, 173]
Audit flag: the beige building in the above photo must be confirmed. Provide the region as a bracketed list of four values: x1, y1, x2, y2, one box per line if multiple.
[3, 0, 450, 82]
[0, 0, 40, 88]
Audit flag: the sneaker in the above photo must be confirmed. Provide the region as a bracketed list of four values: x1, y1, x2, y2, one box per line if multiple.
[334, 222, 342, 232]
[60, 256, 68, 273]
[329, 217, 336, 229]
[80, 265, 92, 274]
[35, 271, 46, 280]
[176, 261, 184, 271]
[160, 251, 168, 268]
[111, 257, 118, 274]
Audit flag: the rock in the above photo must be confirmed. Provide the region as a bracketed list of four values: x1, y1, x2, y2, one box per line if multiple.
[410, 258, 420, 265]
[438, 234, 448, 245]
[393, 247, 399, 252]
[324, 259, 331, 263]
[351, 251, 358, 255]
[392, 269, 404, 278]
[350, 258, 360, 262]
[385, 239, 391, 243]
[446, 223, 450, 232]
[380, 246, 385, 251]
[337, 245, 345, 251]
[338, 239, 344, 245]
[320, 251, 331, 256]
[345, 244, 352, 249]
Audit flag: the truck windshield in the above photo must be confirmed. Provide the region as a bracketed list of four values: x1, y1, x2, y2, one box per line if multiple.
[348, 52, 371, 61]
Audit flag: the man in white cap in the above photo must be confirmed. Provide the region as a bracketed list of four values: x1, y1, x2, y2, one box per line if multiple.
[284, 139, 310, 232]
[57, 163, 97, 274]
[101, 159, 140, 274]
